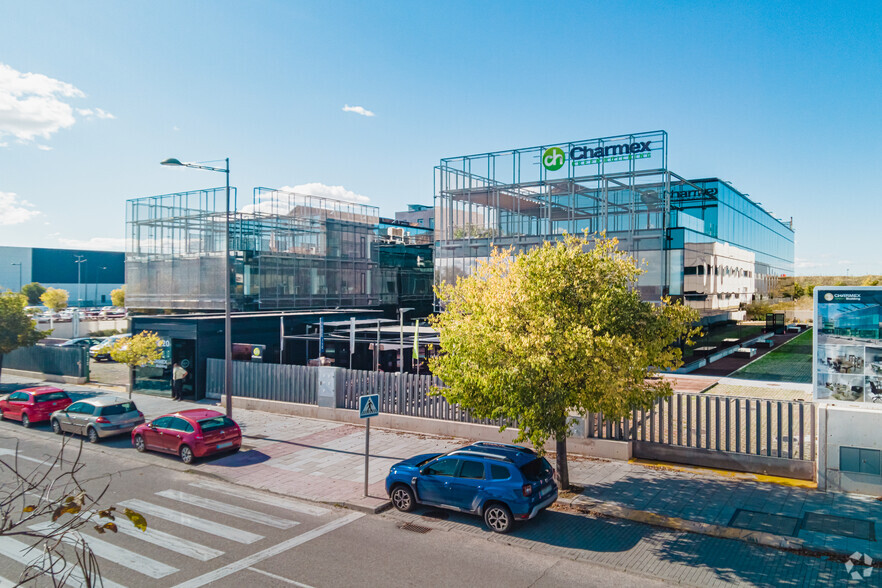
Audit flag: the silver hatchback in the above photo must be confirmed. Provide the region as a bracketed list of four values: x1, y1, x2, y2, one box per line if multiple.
[51, 396, 145, 443]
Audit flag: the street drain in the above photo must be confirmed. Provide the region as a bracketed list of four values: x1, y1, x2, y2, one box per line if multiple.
[803, 512, 875, 541]
[399, 522, 432, 534]
[728, 509, 801, 536]
[421, 509, 449, 520]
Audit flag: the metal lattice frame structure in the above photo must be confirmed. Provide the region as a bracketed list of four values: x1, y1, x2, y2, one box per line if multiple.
[126, 186, 398, 311]
[434, 131, 706, 300]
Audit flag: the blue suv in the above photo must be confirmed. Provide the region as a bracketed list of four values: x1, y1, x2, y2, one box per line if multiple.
[385, 441, 557, 533]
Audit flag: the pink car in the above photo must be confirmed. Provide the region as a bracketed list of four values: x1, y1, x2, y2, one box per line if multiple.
[131, 409, 241, 464]
[0, 387, 72, 428]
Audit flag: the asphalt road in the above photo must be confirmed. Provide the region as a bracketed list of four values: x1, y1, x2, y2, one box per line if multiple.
[0, 425, 671, 588]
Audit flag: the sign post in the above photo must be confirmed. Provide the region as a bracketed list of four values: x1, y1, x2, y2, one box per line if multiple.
[358, 394, 379, 497]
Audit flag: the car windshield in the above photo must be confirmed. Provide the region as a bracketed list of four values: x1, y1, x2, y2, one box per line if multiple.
[519, 457, 553, 481]
[198, 416, 236, 432]
[100, 402, 137, 416]
[35, 392, 68, 403]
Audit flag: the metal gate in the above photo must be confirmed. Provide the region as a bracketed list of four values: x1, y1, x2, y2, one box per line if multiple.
[585, 392, 816, 480]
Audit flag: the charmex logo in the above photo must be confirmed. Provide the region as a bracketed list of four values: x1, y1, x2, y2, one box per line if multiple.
[542, 147, 565, 171]
[569, 141, 652, 166]
[672, 188, 718, 199]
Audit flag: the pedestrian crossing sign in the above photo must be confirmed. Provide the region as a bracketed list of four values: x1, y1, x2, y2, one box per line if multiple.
[359, 394, 379, 419]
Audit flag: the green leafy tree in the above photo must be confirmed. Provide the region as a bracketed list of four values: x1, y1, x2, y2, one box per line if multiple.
[0, 292, 47, 381]
[20, 282, 47, 305]
[429, 234, 700, 489]
[792, 283, 805, 300]
[41, 287, 69, 312]
[110, 331, 163, 396]
[861, 277, 880, 287]
[806, 284, 815, 297]
[110, 286, 125, 308]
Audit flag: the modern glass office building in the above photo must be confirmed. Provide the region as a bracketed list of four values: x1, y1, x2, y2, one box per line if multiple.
[434, 130, 794, 316]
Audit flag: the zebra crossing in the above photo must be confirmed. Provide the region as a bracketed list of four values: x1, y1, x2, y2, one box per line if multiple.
[0, 478, 337, 587]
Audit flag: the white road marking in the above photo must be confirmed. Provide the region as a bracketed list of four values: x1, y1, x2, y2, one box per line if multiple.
[119, 499, 264, 544]
[247, 566, 316, 587]
[29, 522, 179, 579]
[0, 536, 125, 588]
[189, 479, 331, 516]
[0, 447, 58, 467]
[171, 512, 364, 588]
[102, 512, 224, 561]
[156, 489, 299, 529]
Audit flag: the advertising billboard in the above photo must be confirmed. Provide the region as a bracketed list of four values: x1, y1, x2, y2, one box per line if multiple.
[813, 287, 882, 405]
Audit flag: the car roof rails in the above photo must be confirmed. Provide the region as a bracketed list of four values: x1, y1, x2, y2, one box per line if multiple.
[448, 450, 513, 463]
[470, 441, 535, 454]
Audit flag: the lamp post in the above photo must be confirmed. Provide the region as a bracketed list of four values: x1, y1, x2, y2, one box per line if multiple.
[74, 255, 87, 307]
[10, 262, 22, 292]
[161, 157, 233, 418]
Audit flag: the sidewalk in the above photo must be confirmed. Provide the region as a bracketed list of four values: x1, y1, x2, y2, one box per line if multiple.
[3, 374, 882, 562]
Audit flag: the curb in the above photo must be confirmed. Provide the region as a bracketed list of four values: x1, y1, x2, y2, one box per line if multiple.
[566, 495, 852, 560]
[337, 500, 392, 515]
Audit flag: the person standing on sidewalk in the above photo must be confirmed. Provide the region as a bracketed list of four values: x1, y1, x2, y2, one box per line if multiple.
[171, 362, 188, 401]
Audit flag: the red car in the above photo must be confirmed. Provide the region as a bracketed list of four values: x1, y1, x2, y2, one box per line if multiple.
[131, 409, 241, 464]
[0, 387, 73, 428]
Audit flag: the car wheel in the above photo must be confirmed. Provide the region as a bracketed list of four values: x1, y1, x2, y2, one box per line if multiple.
[179, 445, 194, 464]
[134, 434, 146, 452]
[87, 427, 100, 444]
[483, 503, 513, 534]
[21, 413, 31, 429]
[391, 485, 416, 512]
[52, 419, 62, 435]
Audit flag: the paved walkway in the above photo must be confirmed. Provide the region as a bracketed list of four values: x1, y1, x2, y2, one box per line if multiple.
[3, 373, 881, 567]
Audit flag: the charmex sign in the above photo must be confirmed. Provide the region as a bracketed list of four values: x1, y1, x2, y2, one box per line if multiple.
[542, 140, 654, 171]
[671, 187, 718, 200]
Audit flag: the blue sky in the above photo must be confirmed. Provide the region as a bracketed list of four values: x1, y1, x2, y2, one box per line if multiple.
[0, 0, 879, 275]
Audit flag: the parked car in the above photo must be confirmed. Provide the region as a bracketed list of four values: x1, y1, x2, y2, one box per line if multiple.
[385, 441, 558, 533]
[0, 387, 73, 428]
[59, 336, 106, 348]
[131, 409, 241, 464]
[51, 396, 145, 443]
[99, 307, 126, 318]
[89, 333, 131, 361]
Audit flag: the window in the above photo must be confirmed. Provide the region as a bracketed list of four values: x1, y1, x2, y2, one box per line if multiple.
[8, 393, 27, 402]
[100, 402, 138, 416]
[35, 392, 69, 403]
[458, 460, 484, 479]
[198, 416, 236, 432]
[423, 458, 459, 477]
[151, 416, 173, 429]
[490, 464, 511, 480]
[167, 417, 192, 432]
[519, 457, 553, 481]
[67, 403, 94, 415]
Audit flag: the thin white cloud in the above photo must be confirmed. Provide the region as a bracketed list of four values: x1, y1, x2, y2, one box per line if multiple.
[36, 144, 52, 151]
[76, 107, 115, 119]
[0, 191, 41, 225]
[342, 104, 375, 117]
[795, 257, 823, 269]
[282, 182, 370, 204]
[173, 125, 180, 132]
[57, 236, 125, 251]
[0, 62, 113, 144]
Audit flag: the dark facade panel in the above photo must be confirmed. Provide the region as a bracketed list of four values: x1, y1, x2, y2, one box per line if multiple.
[32, 248, 124, 284]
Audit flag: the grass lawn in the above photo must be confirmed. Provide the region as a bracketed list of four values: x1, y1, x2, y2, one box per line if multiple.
[729, 329, 813, 383]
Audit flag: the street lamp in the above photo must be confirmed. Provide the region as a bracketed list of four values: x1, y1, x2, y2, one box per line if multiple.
[74, 255, 87, 307]
[10, 262, 22, 292]
[161, 157, 233, 418]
